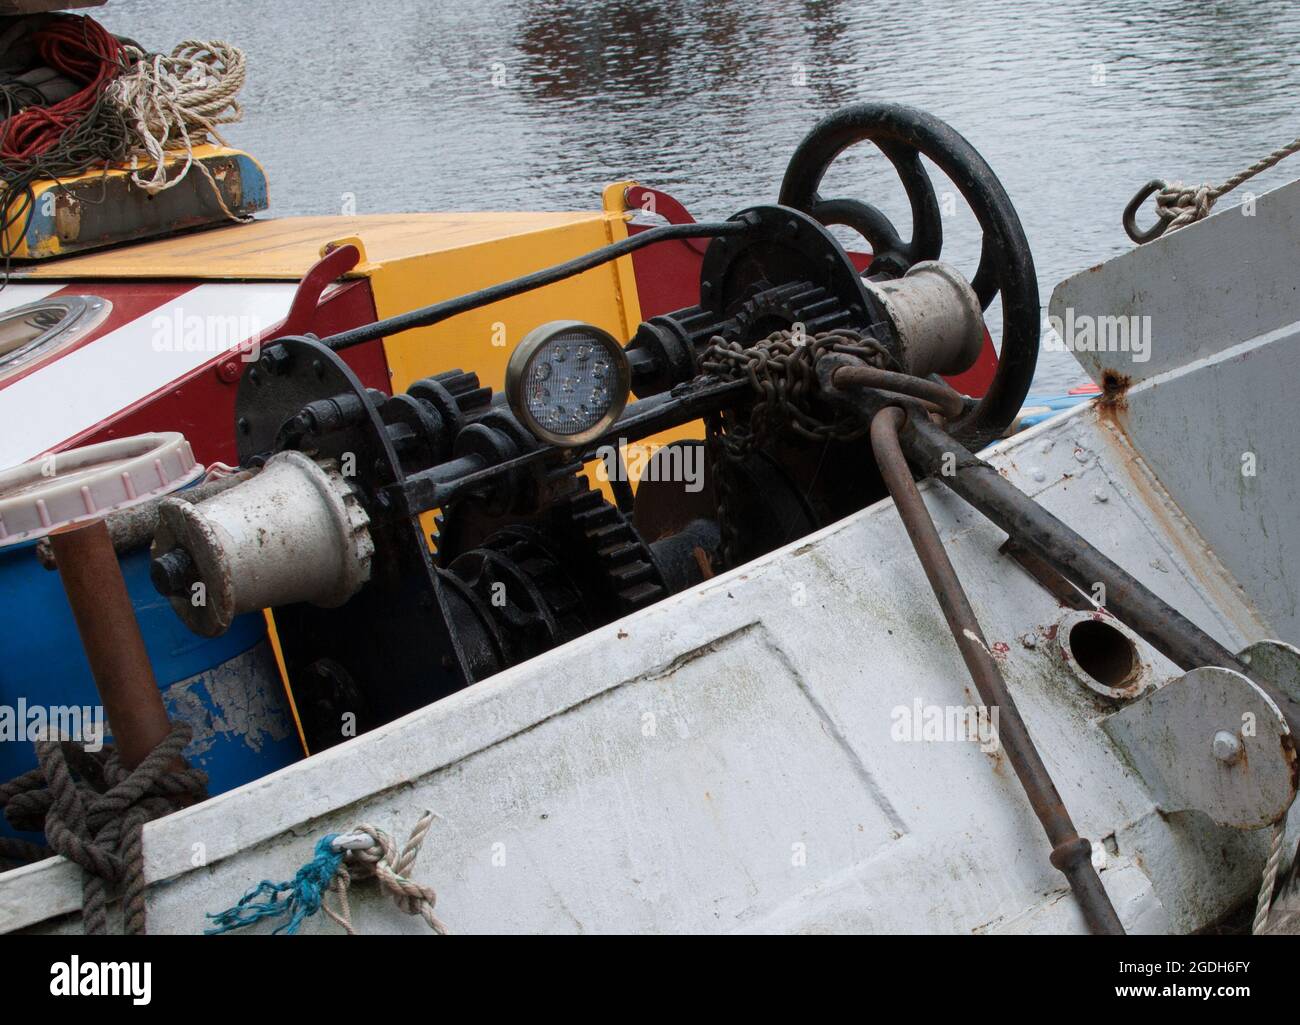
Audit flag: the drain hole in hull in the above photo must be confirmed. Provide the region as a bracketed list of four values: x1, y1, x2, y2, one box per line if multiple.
[1069, 618, 1137, 690]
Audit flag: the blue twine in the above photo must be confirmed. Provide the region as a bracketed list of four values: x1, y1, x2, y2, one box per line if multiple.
[205, 834, 345, 935]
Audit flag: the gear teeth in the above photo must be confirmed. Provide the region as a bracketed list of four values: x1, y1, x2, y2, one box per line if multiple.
[434, 370, 493, 415]
[408, 369, 493, 431]
[435, 480, 668, 629]
[462, 528, 586, 637]
[729, 282, 854, 343]
[317, 459, 374, 582]
[561, 484, 666, 615]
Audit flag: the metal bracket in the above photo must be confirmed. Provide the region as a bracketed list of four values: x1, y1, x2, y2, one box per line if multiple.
[1102, 666, 1298, 829]
[1240, 639, 1300, 708]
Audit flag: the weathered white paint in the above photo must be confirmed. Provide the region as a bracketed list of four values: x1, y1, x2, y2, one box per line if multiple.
[4, 396, 1276, 934]
[1051, 178, 1300, 642]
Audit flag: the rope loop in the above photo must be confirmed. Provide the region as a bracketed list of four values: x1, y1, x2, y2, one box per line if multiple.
[0, 722, 207, 935]
[109, 39, 249, 217]
[207, 810, 449, 935]
[1124, 135, 1300, 243]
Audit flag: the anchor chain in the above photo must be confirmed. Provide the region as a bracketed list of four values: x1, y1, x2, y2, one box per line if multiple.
[700, 326, 896, 569]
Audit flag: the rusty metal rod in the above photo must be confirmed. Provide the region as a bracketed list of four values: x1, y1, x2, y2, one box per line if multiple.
[870, 406, 1124, 935]
[833, 365, 967, 420]
[48, 518, 174, 771]
[898, 415, 1300, 736]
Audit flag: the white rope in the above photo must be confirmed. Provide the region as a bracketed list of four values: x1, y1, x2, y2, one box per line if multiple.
[1127, 134, 1300, 242]
[323, 811, 449, 935]
[1252, 818, 1286, 934]
[107, 41, 251, 220]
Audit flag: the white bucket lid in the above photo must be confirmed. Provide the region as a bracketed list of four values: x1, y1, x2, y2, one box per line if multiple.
[0, 433, 202, 548]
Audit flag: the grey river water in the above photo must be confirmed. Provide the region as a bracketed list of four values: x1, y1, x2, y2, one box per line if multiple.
[103, 0, 1300, 391]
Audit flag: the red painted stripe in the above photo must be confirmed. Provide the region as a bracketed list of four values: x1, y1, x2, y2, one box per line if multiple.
[55, 280, 385, 466]
[0, 280, 196, 392]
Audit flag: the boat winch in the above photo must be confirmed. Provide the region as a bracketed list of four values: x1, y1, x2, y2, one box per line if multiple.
[149, 103, 1041, 741]
[145, 103, 1300, 935]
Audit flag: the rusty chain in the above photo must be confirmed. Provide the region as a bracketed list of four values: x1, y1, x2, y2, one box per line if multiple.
[700, 326, 897, 569]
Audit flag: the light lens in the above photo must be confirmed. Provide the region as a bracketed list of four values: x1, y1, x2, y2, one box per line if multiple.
[508, 322, 629, 445]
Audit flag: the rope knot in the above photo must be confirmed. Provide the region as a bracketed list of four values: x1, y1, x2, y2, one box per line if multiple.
[1123, 134, 1300, 243]
[1154, 180, 1217, 230]
[0, 722, 207, 934]
[207, 811, 449, 935]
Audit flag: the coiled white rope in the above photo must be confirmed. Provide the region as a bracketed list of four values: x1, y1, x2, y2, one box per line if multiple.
[107, 40, 250, 220]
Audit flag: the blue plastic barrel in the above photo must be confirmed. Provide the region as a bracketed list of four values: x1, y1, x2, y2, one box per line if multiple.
[0, 434, 302, 845]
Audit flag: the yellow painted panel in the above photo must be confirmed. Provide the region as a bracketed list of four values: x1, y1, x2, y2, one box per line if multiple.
[367, 205, 643, 523]
[13, 209, 611, 281]
[262, 610, 309, 756]
[371, 215, 638, 394]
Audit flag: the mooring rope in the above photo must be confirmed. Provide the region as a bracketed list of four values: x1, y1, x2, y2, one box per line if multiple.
[1253, 818, 1287, 934]
[1125, 135, 1300, 243]
[0, 723, 207, 935]
[0, 15, 252, 273]
[322, 813, 448, 935]
[206, 811, 449, 935]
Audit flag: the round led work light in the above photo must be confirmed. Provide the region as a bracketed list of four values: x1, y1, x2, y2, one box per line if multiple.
[506, 320, 630, 447]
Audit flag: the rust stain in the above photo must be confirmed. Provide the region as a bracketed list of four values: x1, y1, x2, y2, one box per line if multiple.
[1098, 369, 1131, 415]
[986, 738, 1006, 775]
[1092, 415, 1260, 640]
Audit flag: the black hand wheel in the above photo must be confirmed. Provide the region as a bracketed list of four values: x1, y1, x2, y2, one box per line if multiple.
[779, 103, 1039, 446]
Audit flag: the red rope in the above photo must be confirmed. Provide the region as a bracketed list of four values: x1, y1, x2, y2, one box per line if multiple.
[0, 14, 123, 164]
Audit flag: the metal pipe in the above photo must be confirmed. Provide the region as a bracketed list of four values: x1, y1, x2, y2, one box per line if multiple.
[383, 375, 749, 517]
[48, 518, 173, 771]
[897, 415, 1300, 735]
[870, 406, 1124, 935]
[321, 220, 751, 352]
[833, 365, 967, 419]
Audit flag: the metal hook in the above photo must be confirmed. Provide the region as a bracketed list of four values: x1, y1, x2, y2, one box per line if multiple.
[1123, 179, 1170, 244]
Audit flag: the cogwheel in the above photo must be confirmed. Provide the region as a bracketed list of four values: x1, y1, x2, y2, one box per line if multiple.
[433, 475, 667, 621]
[728, 281, 853, 344]
[316, 457, 375, 586]
[442, 526, 587, 660]
[561, 485, 667, 614]
[408, 368, 493, 426]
